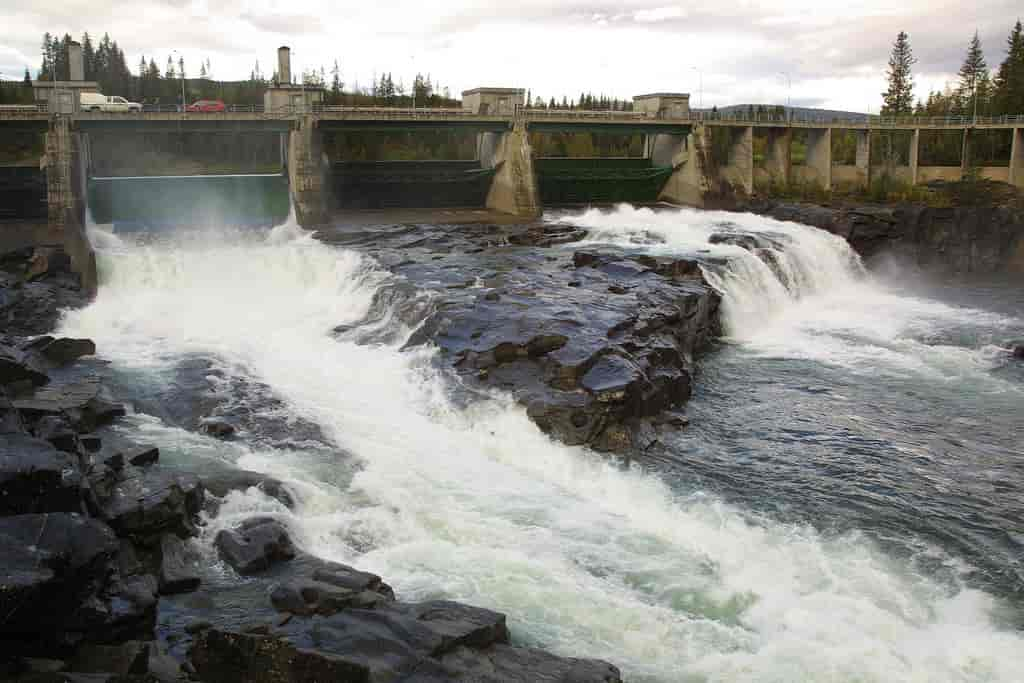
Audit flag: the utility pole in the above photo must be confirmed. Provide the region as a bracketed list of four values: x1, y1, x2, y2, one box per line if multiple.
[780, 72, 791, 118]
[172, 50, 186, 113]
[691, 66, 703, 110]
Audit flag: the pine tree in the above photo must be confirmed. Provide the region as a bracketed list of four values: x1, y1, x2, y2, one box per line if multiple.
[81, 32, 95, 81]
[881, 31, 916, 115]
[993, 20, 1024, 115]
[956, 31, 988, 117]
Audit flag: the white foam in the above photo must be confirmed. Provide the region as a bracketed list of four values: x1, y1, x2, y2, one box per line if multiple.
[58, 216, 1024, 681]
[563, 204, 1023, 385]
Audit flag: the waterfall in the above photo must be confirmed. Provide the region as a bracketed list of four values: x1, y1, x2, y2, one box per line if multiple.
[57, 214, 1024, 682]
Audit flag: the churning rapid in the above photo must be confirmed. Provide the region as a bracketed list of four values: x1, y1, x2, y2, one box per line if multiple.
[60, 205, 1024, 682]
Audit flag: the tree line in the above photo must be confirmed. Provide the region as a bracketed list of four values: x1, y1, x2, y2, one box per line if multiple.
[882, 21, 1024, 118]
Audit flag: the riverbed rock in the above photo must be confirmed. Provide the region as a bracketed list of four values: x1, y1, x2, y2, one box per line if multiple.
[157, 533, 201, 595]
[740, 199, 1024, 275]
[270, 557, 395, 616]
[199, 418, 236, 439]
[0, 513, 154, 652]
[0, 343, 50, 388]
[202, 469, 295, 509]
[0, 433, 84, 515]
[214, 517, 296, 575]
[32, 414, 79, 453]
[35, 337, 97, 367]
[12, 377, 126, 433]
[1013, 344, 1024, 359]
[91, 465, 204, 541]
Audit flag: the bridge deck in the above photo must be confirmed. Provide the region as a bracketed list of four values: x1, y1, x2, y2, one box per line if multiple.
[0, 105, 1019, 133]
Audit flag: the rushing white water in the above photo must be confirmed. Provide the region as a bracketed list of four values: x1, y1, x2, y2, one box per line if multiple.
[62, 212, 1024, 682]
[566, 204, 1023, 386]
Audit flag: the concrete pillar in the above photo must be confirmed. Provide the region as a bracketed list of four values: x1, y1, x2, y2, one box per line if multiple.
[1010, 128, 1024, 189]
[765, 128, 792, 185]
[804, 128, 831, 190]
[483, 122, 540, 217]
[44, 118, 96, 296]
[287, 114, 326, 227]
[909, 129, 920, 185]
[655, 129, 709, 206]
[728, 126, 754, 195]
[855, 129, 871, 189]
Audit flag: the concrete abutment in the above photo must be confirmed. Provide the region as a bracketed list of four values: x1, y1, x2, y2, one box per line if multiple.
[44, 117, 96, 296]
[480, 123, 541, 218]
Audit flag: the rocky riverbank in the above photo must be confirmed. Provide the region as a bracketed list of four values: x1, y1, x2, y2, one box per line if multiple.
[1, 244, 622, 682]
[736, 198, 1024, 276]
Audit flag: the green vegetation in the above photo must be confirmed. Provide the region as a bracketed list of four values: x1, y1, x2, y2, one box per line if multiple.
[529, 132, 643, 158]
[324, 131, 476, 161]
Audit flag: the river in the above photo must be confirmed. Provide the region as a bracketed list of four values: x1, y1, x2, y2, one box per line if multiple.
[58, 199, 1024, 682]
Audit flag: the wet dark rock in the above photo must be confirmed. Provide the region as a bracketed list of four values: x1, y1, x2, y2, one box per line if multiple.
[32, 415, 79, 453]
[1, 390, 27, 434]
[0, 250, 88, 337]
[0, 513, 155, 651]
[0, 434, 84, 515]
[92, 465, 204, 540]
[189, 596, 618, 683]
[68, 640, 182, 681]
[215, 517, 296, 575]
[1013, 344, 1024, 359]
[428, 643, 623, 682]
[202, 469, 295, 510]
[35, 338, 96, 367]
[739, 199, 1024, 275]
[157, 534, 201, 595]
[199, 418, 236, 439]
[78, 433, 102, 452]
[126, 446, 159, 468]
[270, 557, 394, 617]
[13, 378, 126, 434]
[0, 344, 50, 388]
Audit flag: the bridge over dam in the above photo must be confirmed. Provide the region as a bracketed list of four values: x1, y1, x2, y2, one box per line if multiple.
[2, 99, 1023, 288]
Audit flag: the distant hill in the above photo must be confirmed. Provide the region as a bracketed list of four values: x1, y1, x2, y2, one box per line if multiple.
[707, 104, 868, 122]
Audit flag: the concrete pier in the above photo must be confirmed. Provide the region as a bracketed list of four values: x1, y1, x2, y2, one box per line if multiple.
[480, 123, 540, 218]
[652, 129, 710, 206]
[1011, 128, 1024, 189]
[719, 126, 754, 195]
[286, 115, 326, 227]
[44, 117, 96, 295]
[798, 128, 832, 190]
[765, 128, 792, 186]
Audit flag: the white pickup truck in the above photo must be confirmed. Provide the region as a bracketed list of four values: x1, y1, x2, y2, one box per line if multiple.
[80, 93, 142, 113]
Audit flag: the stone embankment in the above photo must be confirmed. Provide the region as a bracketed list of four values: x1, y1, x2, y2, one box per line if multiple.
[1, 244, 622, 682]
[738, 198, 1024, 276]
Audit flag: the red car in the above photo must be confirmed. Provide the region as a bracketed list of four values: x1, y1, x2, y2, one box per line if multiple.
[186, 99, 226, 113]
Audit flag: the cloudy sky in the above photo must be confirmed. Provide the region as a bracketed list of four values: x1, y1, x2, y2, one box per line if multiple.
[1, 1, 1020, 112]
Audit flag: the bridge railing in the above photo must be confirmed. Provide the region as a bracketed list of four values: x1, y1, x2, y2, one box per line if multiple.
[523, 109, 654, 120]
[314, 106, 504, 119]
[0, 103, 48, 116]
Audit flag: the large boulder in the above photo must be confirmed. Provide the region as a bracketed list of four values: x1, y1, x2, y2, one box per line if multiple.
[12, 378, 126, 434]
[269, 557, 395, 617]
[0, 514, 117, 644]
[157, 533, 201, 595]
[214, 517, 296, 575]
[202, 469, 295, 510]
[0, 434, 84, 515]
[0, 343, 49, 388]
[35, 337, 96, 367]
[92, 465, 204, 541]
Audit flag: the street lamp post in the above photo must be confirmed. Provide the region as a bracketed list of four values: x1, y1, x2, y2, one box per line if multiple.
[691, 66, 703, 111]
[780, 72, 791, 118]
[172, 50, 186, 112]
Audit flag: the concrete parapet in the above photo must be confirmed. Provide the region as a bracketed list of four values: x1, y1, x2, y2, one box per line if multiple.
[287, 115, 326, 227]
[480, 123, 540, 218]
